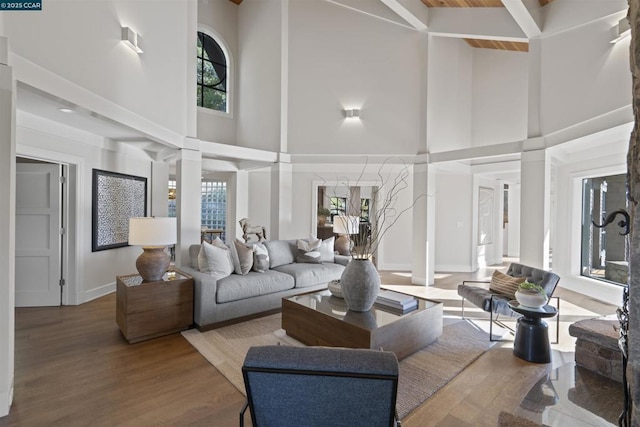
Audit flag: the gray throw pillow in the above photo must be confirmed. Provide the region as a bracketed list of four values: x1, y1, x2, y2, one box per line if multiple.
[296, 238, 322, 264]
[264, 240, 296, 268]
[252, 242, 270, 273]
[234, 239, 254, 275]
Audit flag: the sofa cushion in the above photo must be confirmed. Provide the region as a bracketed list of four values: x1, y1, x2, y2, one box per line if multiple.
[274, 262, 345, 288]
[264, 240, 296, 268]
[296, 238, 322, 264]
[216, 270, 295, 303]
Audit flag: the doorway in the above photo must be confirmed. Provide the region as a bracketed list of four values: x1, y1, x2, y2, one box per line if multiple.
[15, 157, 67, 307]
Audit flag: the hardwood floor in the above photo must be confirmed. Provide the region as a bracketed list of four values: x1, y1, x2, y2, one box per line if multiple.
[0, 264, 620, 426]
[0, 295, 247, 426]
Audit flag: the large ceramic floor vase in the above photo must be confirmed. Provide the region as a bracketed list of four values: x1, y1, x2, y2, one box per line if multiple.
[340, 258, 381, 312]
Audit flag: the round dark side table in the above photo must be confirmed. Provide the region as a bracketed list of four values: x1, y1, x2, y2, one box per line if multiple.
[508, 301, 558, 363]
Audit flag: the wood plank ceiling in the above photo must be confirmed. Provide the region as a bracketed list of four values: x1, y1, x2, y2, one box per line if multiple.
[421, 0, 554, 52]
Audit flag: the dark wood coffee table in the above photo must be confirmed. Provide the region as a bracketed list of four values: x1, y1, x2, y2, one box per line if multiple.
[282, 289, 443, 360]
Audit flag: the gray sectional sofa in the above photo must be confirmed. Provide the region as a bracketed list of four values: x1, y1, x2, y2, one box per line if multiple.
[180, 239, 350, 330]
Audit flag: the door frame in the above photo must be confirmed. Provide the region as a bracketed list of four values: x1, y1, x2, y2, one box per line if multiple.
[16, 147, 82, 305]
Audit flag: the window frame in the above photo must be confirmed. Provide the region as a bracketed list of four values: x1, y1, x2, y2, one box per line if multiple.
[197, 26, 233, 117]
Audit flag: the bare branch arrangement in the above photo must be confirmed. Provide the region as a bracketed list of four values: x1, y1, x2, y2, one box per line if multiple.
[319, 159, 425, 260]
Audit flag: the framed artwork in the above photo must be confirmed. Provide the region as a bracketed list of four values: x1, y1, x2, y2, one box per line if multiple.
[478, 186, 495, 245]
[92, 169, 147, 252]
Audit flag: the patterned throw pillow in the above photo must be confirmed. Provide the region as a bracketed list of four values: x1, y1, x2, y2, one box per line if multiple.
[296, 238, 322, 264]
[489, 270, 526, 298]
[252, 242, 270, 273]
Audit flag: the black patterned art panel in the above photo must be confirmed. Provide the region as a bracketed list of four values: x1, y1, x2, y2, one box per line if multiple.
[92, 169, 147, 252]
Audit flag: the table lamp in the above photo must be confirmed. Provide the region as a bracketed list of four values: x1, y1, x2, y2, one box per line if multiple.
[128, 217, 177, 282]
[333, 216, 359, 256]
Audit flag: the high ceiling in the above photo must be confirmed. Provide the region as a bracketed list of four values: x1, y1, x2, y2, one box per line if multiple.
[419, 0, 554, 51]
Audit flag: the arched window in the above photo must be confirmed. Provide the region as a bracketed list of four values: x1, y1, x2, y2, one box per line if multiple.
[197, 31, 227, 112]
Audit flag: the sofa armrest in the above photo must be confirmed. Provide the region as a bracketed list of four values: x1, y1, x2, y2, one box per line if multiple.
[179, 265, 220, 326]
[334, 254, 351, 266]
[462, 280, 490, 287]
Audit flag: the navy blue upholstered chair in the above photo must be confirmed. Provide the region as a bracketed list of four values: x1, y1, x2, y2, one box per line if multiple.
[240, 345, 400, 427]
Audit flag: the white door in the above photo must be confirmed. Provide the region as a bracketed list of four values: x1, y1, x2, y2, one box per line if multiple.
[15, 163, 62, 307]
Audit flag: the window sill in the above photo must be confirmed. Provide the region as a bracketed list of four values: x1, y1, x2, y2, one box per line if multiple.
[198, 106, 233, 120]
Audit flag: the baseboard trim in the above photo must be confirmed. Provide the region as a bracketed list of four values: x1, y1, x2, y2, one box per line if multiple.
[378, 263, 411, 271]
[83, 281, 115, 304]
[0, 380, 13, 417]
[435, 264, 474, 273]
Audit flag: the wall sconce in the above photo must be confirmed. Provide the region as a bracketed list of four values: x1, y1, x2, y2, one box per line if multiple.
[344, 108, 360, 119]
[121, 26, 144, 53]
[610, 17, 630, 44]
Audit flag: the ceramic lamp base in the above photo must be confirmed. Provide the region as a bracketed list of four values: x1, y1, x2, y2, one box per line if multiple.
[335, 234, 352, 256]
[136, 246, 170, 282]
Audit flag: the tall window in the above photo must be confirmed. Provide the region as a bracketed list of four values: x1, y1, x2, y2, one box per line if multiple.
[330, 197, 346, 222]
[202, 180, 227, 240]
[197, 31, 227, 112]
[581, 173, 628, 285]
[360, 198, 370, 222]
[168, 180, 177, 217]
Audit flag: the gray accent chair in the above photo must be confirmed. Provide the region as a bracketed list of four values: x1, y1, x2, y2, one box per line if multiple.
[240, 345, 400, 427]
[457, 263, 561, 341]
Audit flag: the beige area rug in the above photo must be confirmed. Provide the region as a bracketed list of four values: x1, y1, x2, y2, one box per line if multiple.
[182, 314, 495, 419]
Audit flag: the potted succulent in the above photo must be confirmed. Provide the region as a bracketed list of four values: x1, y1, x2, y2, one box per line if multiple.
[515, 281, 548, 308]
[317, 206, 331, 226]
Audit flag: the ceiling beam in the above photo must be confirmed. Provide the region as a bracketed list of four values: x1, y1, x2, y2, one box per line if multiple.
[502, 0, 542, 38]
[428, 7, 527, 41]
[380, 0, 429, 31]
[324, 0, 413, 29]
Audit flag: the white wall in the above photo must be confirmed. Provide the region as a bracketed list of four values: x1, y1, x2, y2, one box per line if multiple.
[552, 129, 628, 305]
[471, 48, 528, 146]
[197, 0, 238, 145]
[236, 0, 282, 151]
[540, 15, 631, 136]
[434, 165, 473, 271]
[0, 49, 16, 418]
[3, 0, 190, 137]
[427, 36, 473, 153]
[16, 112, 155, 304]
[286, 0, 426, 155]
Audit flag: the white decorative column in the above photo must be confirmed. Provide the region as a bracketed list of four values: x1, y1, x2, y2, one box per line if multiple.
[519, 149, 551, 269]
[175, 139, 202, 266]
[270, 159, 293, 240]
[151, 161, 170, 217]
[227, 170, 249, 242]
[0, 35, 16, 418]
[412, 161, 436, 285]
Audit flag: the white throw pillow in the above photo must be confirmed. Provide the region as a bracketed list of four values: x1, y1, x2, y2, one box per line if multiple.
[201, 240, 233, 278]
[320, 237, 335, 263]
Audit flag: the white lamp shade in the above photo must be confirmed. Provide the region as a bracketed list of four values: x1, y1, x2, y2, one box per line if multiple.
[333, 216, 360, 235]
[128, 217, 177, 246]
